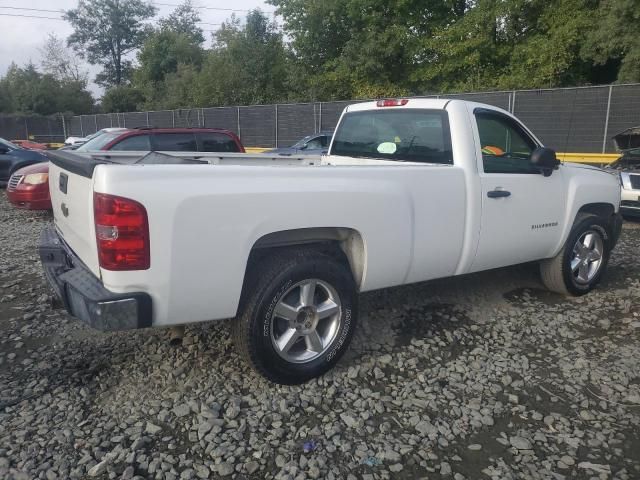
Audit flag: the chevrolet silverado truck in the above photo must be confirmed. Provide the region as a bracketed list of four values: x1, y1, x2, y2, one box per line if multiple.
[39, 99, 622, 384]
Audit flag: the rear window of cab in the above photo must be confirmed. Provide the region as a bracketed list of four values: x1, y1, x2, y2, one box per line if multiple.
[330, 109, 453, 164]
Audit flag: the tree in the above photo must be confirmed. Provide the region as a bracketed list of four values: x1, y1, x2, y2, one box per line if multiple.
[506, 0, 599, 89]
[268, 0, 454, 99]
[136, 30, 204, 85]
[193, 10, 291, 106]
[100, 85, 145, 112]
[0, 63, 94, 115]
[65, 0, 156, 87]
[413, 0, 601, 92]
[158, 0, 205, 45]
[134, 30, 204, 107]
[132, 1, 206, 108]
[583, 0, 640, 83]
[39, 33, 88, 83]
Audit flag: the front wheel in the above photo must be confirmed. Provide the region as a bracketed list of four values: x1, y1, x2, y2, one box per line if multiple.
[233, 248, 358, 385]
[540, 214, 612, 295]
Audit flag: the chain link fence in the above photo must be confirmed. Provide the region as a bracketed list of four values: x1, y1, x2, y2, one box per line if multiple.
[0, 114, 67, 144]
[3, 84, 638, 153]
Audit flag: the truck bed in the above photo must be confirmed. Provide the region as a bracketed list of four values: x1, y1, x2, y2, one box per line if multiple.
[46, 150, 428, 176]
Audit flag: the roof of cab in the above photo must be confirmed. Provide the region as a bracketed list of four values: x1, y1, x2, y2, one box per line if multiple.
[345, 98, 451, 112]
[344, 98, 512, 117]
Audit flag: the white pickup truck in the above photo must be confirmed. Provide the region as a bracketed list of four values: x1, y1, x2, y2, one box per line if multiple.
[40, 98, 622, 384]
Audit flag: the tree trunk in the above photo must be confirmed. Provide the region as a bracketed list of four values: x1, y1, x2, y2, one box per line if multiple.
[115, 41, 122, 85]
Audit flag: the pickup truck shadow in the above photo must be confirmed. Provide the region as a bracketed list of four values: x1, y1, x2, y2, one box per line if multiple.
[343, 261, 551, 365]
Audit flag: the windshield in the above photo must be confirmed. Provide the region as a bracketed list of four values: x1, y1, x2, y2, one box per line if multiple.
[330, 109, 453, 164]
[76, 131, 122, 151]
[0, 138, 19, 150]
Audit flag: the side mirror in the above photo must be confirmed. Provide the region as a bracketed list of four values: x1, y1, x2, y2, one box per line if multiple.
[530, 147, 560, 177]
[0, 145, 9, 154]
[299, 144, 308, 150]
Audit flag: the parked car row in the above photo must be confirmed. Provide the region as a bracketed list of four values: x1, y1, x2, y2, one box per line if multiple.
[5, 127, 245, 210]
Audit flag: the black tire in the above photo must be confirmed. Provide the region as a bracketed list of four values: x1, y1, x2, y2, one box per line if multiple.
[540, 214, 612, 296]
[233, 248, 358, 385]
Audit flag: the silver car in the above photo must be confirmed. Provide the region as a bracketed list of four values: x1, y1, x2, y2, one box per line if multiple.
[609, 128, 640, 218]
[618, 154, 640, 217]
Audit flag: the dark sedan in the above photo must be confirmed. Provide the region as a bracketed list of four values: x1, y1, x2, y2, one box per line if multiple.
[265, 132, 333, 155]
[0, 138, 48, 187]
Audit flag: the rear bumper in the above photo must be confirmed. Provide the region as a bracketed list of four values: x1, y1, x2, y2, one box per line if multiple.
[39, 225, 152, 331]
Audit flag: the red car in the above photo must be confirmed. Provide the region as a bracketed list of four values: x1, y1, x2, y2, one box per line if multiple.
[6, 128, 244, 211]
[6, 162, 51, 210]
[11, 139, 48, 150]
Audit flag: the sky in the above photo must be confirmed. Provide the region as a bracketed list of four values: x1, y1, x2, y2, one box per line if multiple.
[0, 0, 274, 97]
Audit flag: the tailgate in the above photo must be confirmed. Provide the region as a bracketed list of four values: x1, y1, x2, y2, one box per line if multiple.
[47, 153, 101, 277]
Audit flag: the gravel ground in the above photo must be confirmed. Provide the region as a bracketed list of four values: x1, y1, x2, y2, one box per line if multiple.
[1, 193, 639, 480]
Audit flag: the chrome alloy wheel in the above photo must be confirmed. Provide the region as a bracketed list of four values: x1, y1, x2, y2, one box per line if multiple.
[571, 230, 604, 284]
[270, 279, 342, 363]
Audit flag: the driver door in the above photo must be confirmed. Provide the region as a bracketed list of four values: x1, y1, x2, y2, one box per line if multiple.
[470, 110, 566, 273]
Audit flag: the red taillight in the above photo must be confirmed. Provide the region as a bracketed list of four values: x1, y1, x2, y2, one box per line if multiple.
[376, 99, 409, 107]
[94, 193, 150, 271]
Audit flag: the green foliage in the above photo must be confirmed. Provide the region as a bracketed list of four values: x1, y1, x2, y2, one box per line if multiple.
[158, 0, 205, 45]
[415, 0, 602, 91]
[132, 1, 206, 109]
[65, 0, 156, 87]
[134, 30, 204, 108]
[193, 10, 291, 106]
[3, 0, 639, 116]
[0, 63, 94, 115]
[100, 85, 145, 112]
[269, 0, 453, 99]
[270, 0, 636, 96]
[582, 0, 640, 83]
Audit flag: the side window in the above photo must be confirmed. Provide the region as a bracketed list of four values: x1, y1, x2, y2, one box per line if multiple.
[152, 133, 197, 151]
[475, 112, 537, 174]
[198, 132, 240, 152]
[320, 135, 330, 147]
[305, 137, 323, 150]
[109, 134, 151, 151]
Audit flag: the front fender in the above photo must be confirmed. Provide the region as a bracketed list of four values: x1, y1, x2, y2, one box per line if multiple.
[553, 165, 621, 255]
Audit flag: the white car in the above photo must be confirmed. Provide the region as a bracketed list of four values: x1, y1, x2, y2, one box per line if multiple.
[40, 98, 622, 384]
[63, 128, 128, 148]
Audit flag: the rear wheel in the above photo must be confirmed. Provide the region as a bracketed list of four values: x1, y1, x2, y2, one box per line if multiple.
[233, 248, 358, 384]
[540, 214, 611, 295]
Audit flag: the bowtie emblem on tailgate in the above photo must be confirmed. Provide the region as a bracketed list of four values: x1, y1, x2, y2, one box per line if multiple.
[59, 173, 68, 194]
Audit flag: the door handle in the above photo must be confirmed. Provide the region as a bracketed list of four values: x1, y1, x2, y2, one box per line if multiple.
[487, 189, 511, 198]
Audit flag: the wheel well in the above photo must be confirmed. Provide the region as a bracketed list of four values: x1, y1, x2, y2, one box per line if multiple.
[247, 227, 366, 288]
[576, 203, 620, 240]
[577, 203, 614, 220]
